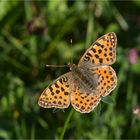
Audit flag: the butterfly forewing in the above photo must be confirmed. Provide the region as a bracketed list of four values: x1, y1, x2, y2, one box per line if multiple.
[38, 72, 72, 108]
[78, 32, 117, 66]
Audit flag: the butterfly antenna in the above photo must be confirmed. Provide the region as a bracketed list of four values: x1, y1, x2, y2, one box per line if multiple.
[70, 39, 73, 65]
[46, 64, 69, 68]
[46, 39, 74, 68]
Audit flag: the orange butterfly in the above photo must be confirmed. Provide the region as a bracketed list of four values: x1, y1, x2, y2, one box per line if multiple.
[38, 32, 117, 113]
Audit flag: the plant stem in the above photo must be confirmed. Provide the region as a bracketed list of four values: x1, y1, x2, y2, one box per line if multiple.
[60, 109, 74, 140]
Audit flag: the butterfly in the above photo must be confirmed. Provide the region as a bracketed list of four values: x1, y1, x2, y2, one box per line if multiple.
[38, 32, 117, 113]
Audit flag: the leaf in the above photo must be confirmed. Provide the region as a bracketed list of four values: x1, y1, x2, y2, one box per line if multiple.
[0, 0, 18, 21]
[0, 129, 10, 139]
[101, 95, 114, 104]
[37, 117, 48, 129]
[53, 108, 65, 113]
[94, 103, 101, 116]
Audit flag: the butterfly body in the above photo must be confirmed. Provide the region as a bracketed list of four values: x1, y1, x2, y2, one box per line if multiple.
[70, 64, 99, 94]
[38, 32, 117, 113]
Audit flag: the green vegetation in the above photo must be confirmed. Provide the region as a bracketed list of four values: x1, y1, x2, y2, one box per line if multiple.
[0, 1, 140, 139]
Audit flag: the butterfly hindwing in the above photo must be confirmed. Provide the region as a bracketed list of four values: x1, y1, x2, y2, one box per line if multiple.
[71, 85, 101, 113]
[96, 65, 117, 97]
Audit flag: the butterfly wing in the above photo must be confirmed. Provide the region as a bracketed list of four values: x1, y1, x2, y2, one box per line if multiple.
[95, 65, 117, 97]
[71, 85, 101, 113]
[38, 72, 72, 109]
[78, 32, 117, 66]
[71, 65, 117, 113]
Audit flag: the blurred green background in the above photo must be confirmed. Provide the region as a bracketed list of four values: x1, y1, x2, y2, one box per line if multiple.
[0, 0, 140, 139]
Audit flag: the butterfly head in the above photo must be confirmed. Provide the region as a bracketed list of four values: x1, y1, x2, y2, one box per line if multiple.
[67, 62, 77, 71]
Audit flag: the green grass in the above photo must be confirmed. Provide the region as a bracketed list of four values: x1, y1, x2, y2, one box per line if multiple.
[0, 0, 140, 139]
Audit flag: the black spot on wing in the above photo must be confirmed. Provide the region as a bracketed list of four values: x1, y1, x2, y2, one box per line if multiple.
[56, 90, 60, 94]
[95, 54, 99, 58]
[64, 92, 69, 95]
[91, 48, 96, 53]
[55, 82, 59, 88]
